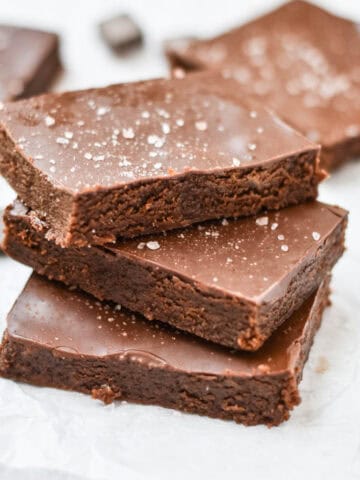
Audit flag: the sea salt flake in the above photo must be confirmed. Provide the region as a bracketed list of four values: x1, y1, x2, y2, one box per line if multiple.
[157, 108, 170, 119]
[176, 119, 184, 127]
[249, 110, 257, 118]
[45, 115, 55, 127]
[84, 152, 92, 160]
[162, 123, 170, 134]
[122, 128, 135, 139]
[281, 244, 289, 252]
[257, 126, 264, 134]
[118, 158, 131, 167]
[147, 135, 165, 148]
[49, 166, 56, 173]
[147, 241, 160, 250]
[222, 219, 229, 226]
[56, 137, 69, 145]
[97, 106, 109, 116]
[141, 111, 150, 119]
[312, 231, 321, 241]
[277, 234, 285, 241]
[232, 157, 241, 167]
[271, 222, 278, 230]
[256, 216, 269, 226]
[137, 242, 146, 250]
[248, 143, 257, 151]
[147, 135, 158, 145]
[64, 131, 73, 139]
[195, 120, 208, 131]
[154, 162, 162, 169]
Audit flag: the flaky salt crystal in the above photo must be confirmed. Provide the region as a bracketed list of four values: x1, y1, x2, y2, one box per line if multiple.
[147, 241, 160, 250]
[256, 216, 268, 226]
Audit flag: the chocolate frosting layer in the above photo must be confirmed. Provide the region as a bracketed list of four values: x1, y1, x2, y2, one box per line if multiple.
[168, 1, 360, 150]
[110, 201, 345, 301]
[0, 25, 59, 101]
[7, 274, 325, 376]
[0, 72, 318, 193]
[8, 199, 346, 304]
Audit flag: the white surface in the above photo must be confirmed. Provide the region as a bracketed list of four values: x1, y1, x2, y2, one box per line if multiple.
[0, 1, 360, 479]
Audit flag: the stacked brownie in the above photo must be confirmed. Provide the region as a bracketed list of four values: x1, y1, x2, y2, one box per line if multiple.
[166, 1, 360, 171]
[0, 61, 347, 426]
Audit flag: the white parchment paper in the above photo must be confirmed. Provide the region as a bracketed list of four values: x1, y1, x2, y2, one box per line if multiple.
[0, 1, 359, 478]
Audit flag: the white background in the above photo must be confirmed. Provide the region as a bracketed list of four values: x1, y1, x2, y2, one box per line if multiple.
[0, 1, 359, 479]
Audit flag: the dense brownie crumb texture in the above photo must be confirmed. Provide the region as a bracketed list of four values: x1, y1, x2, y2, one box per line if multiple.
[166, 1, 360, 170]
[0, 72, 322, 247]
[0, 274, 330, 427]
[4, 200, 347, 351]
[0, 25, 61, 102]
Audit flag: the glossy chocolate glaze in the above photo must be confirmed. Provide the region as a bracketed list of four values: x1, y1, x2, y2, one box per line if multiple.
[110, 201, 346, 302]
[6, 274, 326, 376]
[8, 200, 346, 305]
[0, 25, 60, 101]
[0, 72, 318, 193]
[167, 1, 360, 153]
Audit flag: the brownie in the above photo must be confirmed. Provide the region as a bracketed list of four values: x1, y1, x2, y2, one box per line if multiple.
[0, 25, 61, 102]
[166, 1, 360, 170]
[3, 200, 347, 351]
[0, 274, 331, 427]
[0, 72, 322, 247]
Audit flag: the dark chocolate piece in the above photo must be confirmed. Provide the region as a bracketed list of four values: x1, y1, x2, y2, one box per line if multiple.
[99, 14, 143, 53]
[3, 200, 347, 351]
[166, 1, 360, 170]
[0, 73, 322, 247]
[0, 274, 331, 427]
[0, 25, 61, 102]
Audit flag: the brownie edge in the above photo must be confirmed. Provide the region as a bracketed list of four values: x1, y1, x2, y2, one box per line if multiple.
[0, 274, 330, 426]
[3, 200, 347, 351]
[0, 73, 322, 246]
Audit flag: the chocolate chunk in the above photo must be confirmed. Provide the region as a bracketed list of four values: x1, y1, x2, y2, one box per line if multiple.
[3, 200, 347, 351]
[166, 1, 360, 170]
[0, 72, 322, 247]
[99, 14, 143, 53]
[0, 24, 61, 102]
[0, 273, 331, 427]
